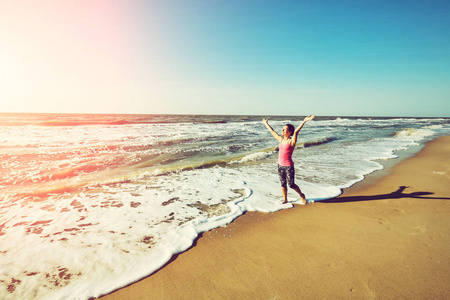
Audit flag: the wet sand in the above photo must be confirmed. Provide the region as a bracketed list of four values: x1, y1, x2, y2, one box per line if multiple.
[101, 136, 450, 299]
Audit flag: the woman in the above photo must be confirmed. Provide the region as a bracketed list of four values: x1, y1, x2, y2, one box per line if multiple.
[262, 115, 315, 204]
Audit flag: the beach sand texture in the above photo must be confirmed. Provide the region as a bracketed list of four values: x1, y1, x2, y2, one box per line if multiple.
[102, 136, 450, 299]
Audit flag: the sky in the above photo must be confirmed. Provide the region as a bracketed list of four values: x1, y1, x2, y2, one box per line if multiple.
[0, 0, 449, 117]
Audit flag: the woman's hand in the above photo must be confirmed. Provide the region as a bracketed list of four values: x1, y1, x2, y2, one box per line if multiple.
[262, 118, 269, 125]
[303, 115, 315, 122]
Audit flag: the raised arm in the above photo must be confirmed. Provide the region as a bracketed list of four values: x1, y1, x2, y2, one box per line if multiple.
[262, 118, 282, 142]
[290, 115, 315, 146]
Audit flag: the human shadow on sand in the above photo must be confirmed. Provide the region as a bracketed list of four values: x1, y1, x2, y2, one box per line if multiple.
[322, 186, 450, 203]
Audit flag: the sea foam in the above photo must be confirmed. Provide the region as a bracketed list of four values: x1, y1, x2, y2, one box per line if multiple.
[0, 114, 448, 299]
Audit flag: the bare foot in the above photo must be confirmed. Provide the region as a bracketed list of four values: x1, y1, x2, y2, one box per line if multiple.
[300, 193, 307, 205]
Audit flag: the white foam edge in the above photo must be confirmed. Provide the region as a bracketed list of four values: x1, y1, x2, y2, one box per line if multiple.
[48, 187, 254, 299]
[74, 163, 393, 298]
[48, 137, 433, 299]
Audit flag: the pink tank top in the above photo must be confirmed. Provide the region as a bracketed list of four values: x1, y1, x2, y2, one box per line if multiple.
[278, 141, 295, 166]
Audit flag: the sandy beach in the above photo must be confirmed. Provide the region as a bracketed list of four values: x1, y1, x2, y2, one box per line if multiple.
[102, 136, 450, 299]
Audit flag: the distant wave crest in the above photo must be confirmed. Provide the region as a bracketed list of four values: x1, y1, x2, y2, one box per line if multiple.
[393, 128, 435, 139]
[229, 150, 275, 164]
[300, 136, 339, 148]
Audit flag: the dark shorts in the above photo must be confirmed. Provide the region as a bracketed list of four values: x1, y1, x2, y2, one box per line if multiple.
[278, 164, 299, 189]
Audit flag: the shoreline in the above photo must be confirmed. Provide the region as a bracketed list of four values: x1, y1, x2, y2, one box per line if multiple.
[101, 136, 450, 299]
[341, 142, 426, 193]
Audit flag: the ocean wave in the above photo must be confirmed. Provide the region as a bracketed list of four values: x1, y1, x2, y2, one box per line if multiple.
[200, 120, 228, 124]
[151, 137, 208, 147]
[39, 119, 136, 127]
[393, 128, 435, 139]
[2, 113, 450, 300]
[422, 124, 443, 129]
[300, 136, 339, 148]
[229, 150, 275, 164]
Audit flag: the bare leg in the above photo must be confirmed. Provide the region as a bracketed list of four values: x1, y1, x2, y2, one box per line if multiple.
[292, 185, 307, 204]
[281, 187, 288, 204]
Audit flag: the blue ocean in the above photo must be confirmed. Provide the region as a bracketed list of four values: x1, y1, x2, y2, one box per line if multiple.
[0, 113, 448, 299]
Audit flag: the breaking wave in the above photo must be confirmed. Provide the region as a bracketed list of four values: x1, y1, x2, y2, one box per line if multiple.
[393, 128, 435, 139]
[300, 136, 339, 148]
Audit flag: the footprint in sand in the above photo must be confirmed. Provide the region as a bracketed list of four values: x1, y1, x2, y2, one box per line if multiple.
[376, 217, 391, 230]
